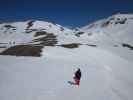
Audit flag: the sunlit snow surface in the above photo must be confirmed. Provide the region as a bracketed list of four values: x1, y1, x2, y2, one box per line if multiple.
[0, 14, 133, 100]
[0, 45, 133, 100]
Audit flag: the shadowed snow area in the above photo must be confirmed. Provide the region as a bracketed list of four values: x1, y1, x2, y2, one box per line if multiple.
[0, 45, 133, 100]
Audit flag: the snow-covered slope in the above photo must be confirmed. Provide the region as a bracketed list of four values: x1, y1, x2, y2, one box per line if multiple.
[0, 14, 133, 59]
[0, 13, 133, 100]
[0, 14, 133, 47]
[0, 45, 133, 100]
[0, 14, 133, 55]
[80, 13, 133, 45]
[0, 20, 80, 56]
[0, 20, 75, 49]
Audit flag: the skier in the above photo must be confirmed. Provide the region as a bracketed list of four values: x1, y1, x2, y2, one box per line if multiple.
[73, 68, 81, 85]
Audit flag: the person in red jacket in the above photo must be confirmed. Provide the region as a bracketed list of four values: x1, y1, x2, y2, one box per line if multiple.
[73, 68, 81, 85]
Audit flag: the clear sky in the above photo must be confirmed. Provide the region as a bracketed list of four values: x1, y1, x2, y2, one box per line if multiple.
[0, 0, 133, 27]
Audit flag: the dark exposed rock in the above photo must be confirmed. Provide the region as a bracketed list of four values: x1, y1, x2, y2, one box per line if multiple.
[0, 43, 8, 44]
[60, 43, 81, 48]
[102, 21, 110, 27]
[25, 30, 33, 33]
[33, 33, 57, 46]
[0, 46, 6, 48]
[0, 45, 43, 57]
[25, 29, 38, 33]
[115, 18, 127, 24]
[75, 32, 84, 37]
[122, 43, 133, 50]
[12, 28, 16, 30]
[26, 20, 34, 29]
[102, 17, 127, 27]
[25, 29, 46, 34]
[74, 28, 79, 31]
[3, 25, 16, 29]
[119, 18, 127, 24]
[34, 31, 47, 37]
[60, 27, 64, 31]
[87, 44, 97, 47]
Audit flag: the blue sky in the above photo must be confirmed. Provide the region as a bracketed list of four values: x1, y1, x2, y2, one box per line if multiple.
[0, 0, 133, 27]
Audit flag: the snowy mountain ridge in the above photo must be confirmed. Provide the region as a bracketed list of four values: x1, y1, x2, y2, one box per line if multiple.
[0, 20, 73, 44]
[80, 13, 133, 45]
[82, 13, 133, 29]
[0, 13, 133, 56]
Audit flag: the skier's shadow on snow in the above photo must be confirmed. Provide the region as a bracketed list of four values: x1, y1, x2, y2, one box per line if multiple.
[68, 81, 76, 85]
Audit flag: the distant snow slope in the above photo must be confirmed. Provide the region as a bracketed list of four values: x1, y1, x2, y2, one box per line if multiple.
[0, 20, 75, 51]
[80, 13, 133, 45]
[0, 45, 133, 100]
[0, 14, 133, 54]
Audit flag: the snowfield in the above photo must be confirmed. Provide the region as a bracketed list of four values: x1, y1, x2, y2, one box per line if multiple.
[0, 13, 133, 100]
[0, 45, 133, 100]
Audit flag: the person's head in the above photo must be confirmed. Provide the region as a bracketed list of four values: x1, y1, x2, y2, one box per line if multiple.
[77, 68, 80, 71]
